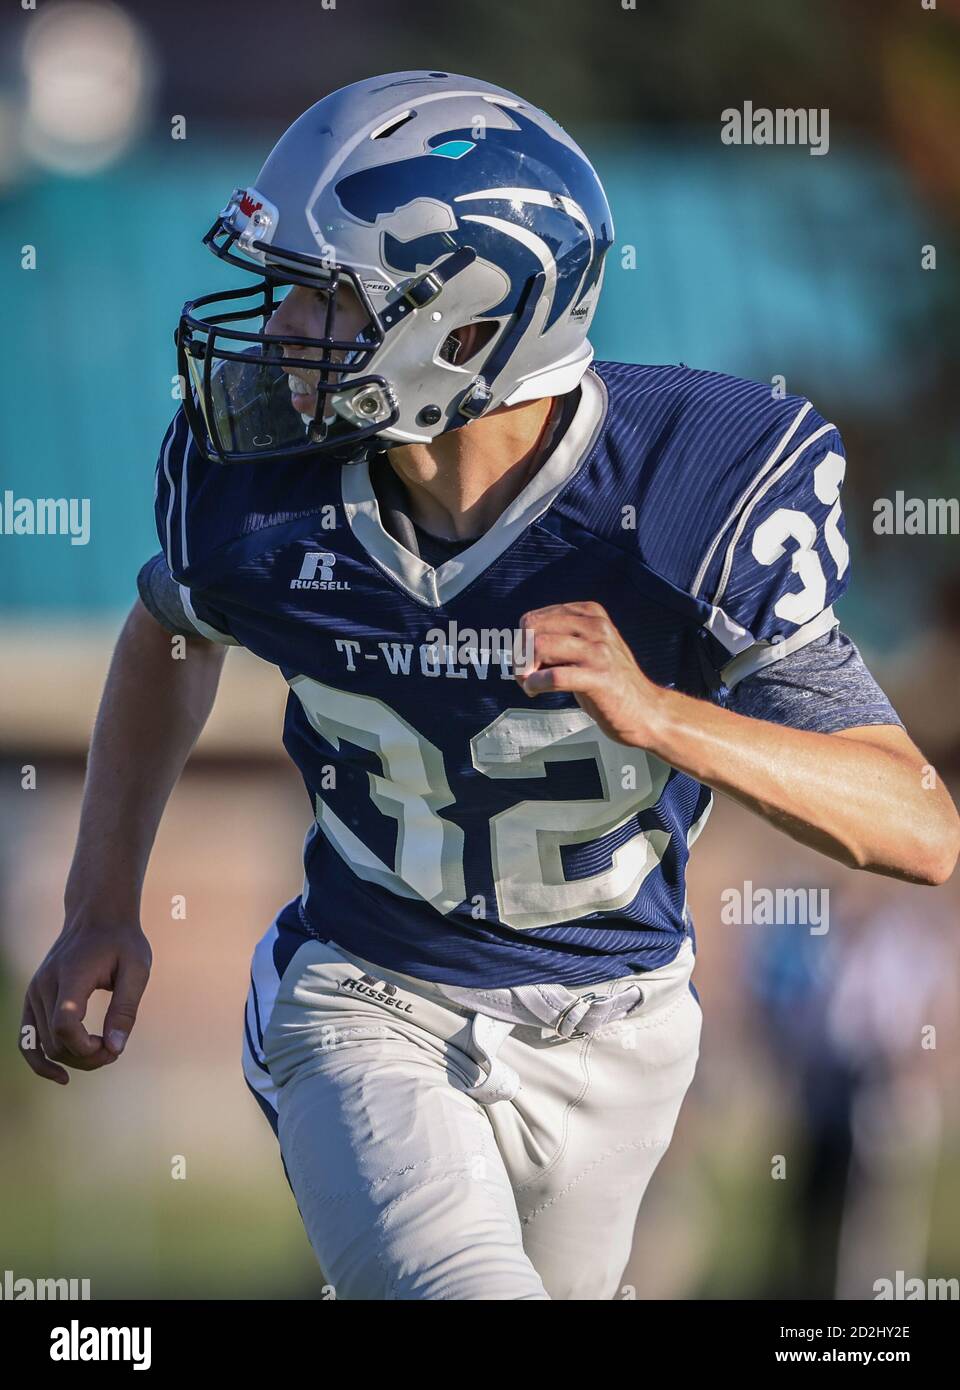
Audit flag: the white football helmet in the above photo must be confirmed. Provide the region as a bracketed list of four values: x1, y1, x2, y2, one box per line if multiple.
[176, 70, 614, 463]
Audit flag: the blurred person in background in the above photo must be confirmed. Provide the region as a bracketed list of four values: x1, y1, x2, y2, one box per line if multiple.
[746, 874, 957, 1300]
[829, 881, 957, 1300]
[746, 897, 858, 1299]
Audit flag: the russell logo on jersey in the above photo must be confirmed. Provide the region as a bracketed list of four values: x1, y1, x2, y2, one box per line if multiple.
[289, 551, 351, 592]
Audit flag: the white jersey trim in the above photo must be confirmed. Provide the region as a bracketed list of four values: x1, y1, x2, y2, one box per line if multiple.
[702, 603, 755, 657]
[160, 423, 178, 571]
[719, 604, 839, 690]
[178, 584, 239, 645]
[690, 400, 813, 601]
[711, 420, 836, 607]
[341, 369, 608, 608]
[179, 425, 193, 570]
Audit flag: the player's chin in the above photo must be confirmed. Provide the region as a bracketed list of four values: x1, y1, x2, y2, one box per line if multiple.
[291, 391, 318, 415]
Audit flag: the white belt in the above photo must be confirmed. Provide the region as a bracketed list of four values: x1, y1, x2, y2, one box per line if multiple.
[322, 939, 647, 1106]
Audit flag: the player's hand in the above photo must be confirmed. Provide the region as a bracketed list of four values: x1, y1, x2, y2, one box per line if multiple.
[516, 601, 665, 746]
[20, 919, 152, 1084]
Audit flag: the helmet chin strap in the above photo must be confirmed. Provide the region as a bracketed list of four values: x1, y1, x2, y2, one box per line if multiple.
[378, 245, 478, 333]
[323, 244, 479, 441]
[457, 270, 546, 421]
[334, 254, 546, 443]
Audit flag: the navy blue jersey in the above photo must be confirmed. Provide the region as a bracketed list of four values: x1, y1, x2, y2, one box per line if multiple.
[155, 361, 850, 987]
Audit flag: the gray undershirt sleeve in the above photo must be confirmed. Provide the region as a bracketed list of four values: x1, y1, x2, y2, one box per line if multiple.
[724, 629, 903, 734]
[136, 552, 198, 638]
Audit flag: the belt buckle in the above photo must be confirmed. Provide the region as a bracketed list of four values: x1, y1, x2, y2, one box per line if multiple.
[555, 991, 597, 1040]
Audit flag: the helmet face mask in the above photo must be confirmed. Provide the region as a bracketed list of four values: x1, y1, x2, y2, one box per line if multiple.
[176, 72, 614, 465]
[177, 237, 399, 465]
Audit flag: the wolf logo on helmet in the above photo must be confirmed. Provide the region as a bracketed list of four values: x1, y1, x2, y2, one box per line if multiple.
[176, 72, 614, 465]
[332, 109, 612, 329]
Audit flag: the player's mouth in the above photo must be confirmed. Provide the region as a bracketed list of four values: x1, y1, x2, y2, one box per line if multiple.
[286, 371, 318, 414]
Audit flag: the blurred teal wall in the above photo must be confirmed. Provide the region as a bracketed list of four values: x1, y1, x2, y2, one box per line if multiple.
[592, 136, 938, 405]
[0, 135, 942, 624]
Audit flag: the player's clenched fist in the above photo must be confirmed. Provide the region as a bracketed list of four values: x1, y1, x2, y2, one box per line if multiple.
[516, 601, 665, 747]
[20, 921, 152, 1085]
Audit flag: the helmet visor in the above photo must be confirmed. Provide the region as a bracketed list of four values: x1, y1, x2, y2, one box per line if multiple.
[186, 344, 321, 458]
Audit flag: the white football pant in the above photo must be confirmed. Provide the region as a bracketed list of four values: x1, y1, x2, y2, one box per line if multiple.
[243, 928, 701, 1300]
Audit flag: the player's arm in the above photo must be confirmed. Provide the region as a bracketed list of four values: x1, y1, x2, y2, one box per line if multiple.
[20, 589, 227, 1084]
[517, 602, 960, 886]
[666, 703, 959, 886]
[520, 405, 958, 884]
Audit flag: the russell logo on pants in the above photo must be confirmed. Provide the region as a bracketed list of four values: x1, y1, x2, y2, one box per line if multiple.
[338, 973, 415, 1014]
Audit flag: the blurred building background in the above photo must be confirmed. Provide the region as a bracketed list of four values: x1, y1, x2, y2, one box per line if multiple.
[0, 0, 958, 1298]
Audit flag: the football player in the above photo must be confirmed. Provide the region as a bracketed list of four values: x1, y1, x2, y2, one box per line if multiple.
[21, 72, 959, 1300]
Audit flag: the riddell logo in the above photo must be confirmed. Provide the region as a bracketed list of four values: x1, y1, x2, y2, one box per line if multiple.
[290, 551, 350, 591]
[238, 191, 262, 218]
